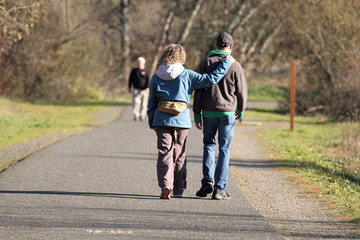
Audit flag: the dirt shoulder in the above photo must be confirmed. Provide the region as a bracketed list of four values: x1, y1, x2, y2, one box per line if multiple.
[231, 119, 360, 239]
[0, 106, 124, 172]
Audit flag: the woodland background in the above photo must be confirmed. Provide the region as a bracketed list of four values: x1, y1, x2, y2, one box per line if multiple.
[1, 0, 359, 121]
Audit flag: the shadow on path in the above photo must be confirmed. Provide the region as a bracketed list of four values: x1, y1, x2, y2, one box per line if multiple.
[0, 190, 159, 200]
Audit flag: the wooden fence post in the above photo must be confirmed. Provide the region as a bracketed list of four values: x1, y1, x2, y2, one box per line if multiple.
[290, 60, 296, 130]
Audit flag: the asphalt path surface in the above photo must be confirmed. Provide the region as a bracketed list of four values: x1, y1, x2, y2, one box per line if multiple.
[0, 106, 284, 239]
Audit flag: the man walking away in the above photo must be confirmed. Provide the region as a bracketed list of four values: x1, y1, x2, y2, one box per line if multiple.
[128, 57, 150, 121]
[193, 32, 248, 200]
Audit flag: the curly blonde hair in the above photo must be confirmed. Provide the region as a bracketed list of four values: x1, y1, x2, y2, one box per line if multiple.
[157, 44, 186, 69]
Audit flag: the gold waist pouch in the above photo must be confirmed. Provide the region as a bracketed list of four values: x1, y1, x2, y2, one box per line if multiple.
[158, 100, 188, 115]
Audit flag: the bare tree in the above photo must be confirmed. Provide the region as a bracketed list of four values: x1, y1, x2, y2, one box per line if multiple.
[177, 0, 204, 45]
[0, 0, 45, 50]
[272, 0, 360, 120]
[119, 0, 130, 82]
[150, 0, 205, 75]
[0, 0, 46, 95]
[150, 4, 176, 76]
[62, 0, 71, 32]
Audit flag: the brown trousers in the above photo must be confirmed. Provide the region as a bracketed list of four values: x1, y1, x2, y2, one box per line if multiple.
[156, 127, 188, 195]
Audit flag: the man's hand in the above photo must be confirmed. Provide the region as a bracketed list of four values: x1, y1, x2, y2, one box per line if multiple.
[128, 88, 131, 93]
[145, 88, 149, 94]
[235, 114, 242, 120]
[225, 55, 235, 63]
[195, 121, 202, 130]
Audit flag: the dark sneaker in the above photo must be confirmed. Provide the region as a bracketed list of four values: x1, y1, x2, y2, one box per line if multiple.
[196, 183, 213, 197]
[160, 187, 171, 199]
[212, 188, 231, 200]
[173, 193, 183, 198]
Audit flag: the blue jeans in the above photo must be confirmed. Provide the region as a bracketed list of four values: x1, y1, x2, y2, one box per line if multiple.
[201, 115, 235, 191]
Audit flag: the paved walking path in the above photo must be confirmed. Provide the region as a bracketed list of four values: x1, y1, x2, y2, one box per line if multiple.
[0, 106, 283, 239]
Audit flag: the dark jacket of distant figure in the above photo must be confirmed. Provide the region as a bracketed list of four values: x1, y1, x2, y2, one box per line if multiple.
[128, 68, 150, 90]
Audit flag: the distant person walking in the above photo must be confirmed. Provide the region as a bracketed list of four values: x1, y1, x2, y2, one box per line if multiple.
[128, 57, 150, 121]
[147, 44, 234, 199]
[193, 32, 248, 200]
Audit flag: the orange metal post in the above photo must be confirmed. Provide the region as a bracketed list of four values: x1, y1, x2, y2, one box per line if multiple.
[290, 61, 296, 130]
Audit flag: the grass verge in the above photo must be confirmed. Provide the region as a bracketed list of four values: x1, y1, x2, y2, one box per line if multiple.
[247, 107, 360, 223]
[0, 98, 130, 149]
[247, 84, 286, 101]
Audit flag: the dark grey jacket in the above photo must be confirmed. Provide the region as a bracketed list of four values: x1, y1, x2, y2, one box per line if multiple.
[193, 54, 247, 118]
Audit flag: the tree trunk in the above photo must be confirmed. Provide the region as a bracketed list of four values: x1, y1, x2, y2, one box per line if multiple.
[120, 0, 130, 83]
[177, 0, 204, 45]
[62, 0, 71, 32]
[150, 8, 176, 76]
[151, 0, 204, 75]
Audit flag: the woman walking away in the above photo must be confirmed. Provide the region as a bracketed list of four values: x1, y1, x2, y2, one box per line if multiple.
[147, 44, 234, 199]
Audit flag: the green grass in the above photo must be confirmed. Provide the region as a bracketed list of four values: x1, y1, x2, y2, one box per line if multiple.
[0, 98, 130, 149]
[247, 84, 286, 101]
[247, 107, 360, 223]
